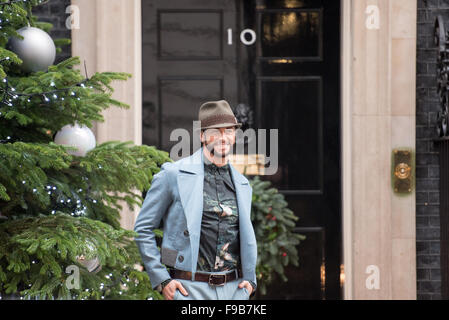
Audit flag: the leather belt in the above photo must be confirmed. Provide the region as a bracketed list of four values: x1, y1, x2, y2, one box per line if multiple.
[169, 268, 242, 286]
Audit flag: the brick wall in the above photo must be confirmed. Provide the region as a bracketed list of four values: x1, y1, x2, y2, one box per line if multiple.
[416, 0, 444, 300]
[32, 0, 72, 64]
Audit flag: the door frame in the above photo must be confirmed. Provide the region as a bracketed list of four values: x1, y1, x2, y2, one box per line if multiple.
[340, 0, 417, 300]
[341, 0, 353, 300]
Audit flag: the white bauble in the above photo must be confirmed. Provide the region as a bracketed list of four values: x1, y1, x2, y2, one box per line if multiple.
[7, 26, 56, 73]
[54, 123, 96, 157]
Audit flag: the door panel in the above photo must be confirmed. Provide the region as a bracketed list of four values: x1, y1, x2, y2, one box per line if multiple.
[158, 77, 223, 151]
[258, 76, 323, 192]
[258, 9, 323, 60]
[158, 10, 223, 60]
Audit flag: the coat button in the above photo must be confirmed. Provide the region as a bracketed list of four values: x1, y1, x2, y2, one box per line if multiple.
[178, 255, 184, 263]
[184, 230, 189, 237]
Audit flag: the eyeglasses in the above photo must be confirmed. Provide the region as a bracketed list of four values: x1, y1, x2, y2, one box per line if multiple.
[203, 128, 236, 138]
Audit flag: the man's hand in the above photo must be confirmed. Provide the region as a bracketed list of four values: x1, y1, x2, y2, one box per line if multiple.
[162, 280, 189, 300]
[238, 280, 253, 296]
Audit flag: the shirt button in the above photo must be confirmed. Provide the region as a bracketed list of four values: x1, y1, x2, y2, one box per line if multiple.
[184, 230, 189, 237]
[178, 255, 184, 263]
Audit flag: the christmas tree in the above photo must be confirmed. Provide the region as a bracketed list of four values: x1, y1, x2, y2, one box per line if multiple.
[0, 0, 170, 299]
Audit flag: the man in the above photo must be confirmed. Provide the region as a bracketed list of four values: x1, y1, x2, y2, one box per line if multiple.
[134, 100, 257, 300]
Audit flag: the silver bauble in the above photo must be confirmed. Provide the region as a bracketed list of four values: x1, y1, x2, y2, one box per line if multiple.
[76, 240, 102, 274]
[76, 255, 102, 274]
[7, 26, 56, 73]
[54, 123, 96, 157]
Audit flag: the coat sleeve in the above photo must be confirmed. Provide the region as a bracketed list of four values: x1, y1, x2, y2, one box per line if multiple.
[246, 184, 258, 289]
[134, 163, 173, 289]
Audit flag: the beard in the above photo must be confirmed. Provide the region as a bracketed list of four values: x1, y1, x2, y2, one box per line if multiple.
[204, 140, 231, 158]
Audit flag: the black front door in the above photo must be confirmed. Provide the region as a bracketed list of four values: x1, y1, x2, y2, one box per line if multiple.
[142, 0, 341, 300]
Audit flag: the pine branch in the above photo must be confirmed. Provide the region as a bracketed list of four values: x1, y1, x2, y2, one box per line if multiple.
[0, 213, 159, 299]
[0, 140, 171, 226]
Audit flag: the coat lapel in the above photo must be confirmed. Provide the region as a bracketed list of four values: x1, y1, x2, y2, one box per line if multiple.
[229, 163, 251, 220]
[177, 148, 204, 237]
[229, 163, 253, 260]
[177, 148, 204, 273]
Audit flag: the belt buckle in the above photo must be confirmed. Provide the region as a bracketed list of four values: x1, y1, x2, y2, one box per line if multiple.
[208, 273, 226, 286]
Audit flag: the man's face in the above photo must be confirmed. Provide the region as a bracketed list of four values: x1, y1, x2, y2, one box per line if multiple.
[201, 126, 236, 158]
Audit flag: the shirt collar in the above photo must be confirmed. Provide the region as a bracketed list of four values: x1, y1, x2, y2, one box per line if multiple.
[202, 151, 230, 174]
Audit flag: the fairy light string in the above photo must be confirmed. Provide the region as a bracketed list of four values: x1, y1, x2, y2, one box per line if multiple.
[0, 57, 93, 105]
[0, 57, 92, 111]
[0, 0, 49, 6]
[0, 76, 90, 107]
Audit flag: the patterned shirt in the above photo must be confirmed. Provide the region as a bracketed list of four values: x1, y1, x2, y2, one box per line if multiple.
[196, 156, 241, 272]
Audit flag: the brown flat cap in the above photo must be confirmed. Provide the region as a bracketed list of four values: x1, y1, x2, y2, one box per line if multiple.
[198, 100, 242, 130]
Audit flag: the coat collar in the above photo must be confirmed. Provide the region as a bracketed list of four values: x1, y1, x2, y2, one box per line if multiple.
[178, 147, 248, 185]
[178, 147, 203, 174]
